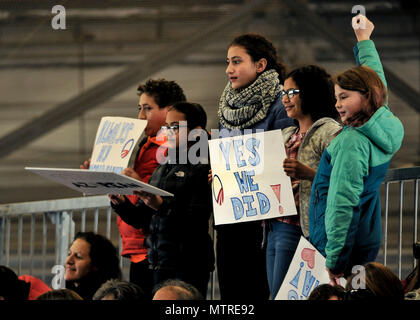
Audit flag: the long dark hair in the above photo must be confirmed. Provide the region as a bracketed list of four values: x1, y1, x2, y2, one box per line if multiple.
[229, 33, 287, 83]
[286, 65, 338, 123]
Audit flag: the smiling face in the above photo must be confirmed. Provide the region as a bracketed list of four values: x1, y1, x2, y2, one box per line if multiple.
[282, 77, 304, 120]
[138, 93, 168, 137]
[226, 45, 264, 90]
[334, 84, 366, 125]
[65, 238, 93, 282]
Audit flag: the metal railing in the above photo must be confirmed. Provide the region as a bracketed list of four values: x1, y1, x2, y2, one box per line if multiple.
[0, 166, 419, 297]
[0, 195, 114, 284]
[381, 166, 420, 279]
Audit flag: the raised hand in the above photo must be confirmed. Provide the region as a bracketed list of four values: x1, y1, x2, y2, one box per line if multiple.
[352, 14, 374, 42]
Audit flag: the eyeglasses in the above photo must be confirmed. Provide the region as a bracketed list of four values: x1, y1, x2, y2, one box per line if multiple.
[280, 88, 300, 100]
[160, 124, 181, 134]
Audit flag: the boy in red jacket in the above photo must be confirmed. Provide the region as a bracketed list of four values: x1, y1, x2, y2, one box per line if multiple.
[82, 79, 186, 297]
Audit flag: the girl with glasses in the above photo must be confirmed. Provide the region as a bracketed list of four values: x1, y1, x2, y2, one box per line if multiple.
[266, 65, 341, 299]
[112, 102, 214, 298]
[309, 15, 404, 285]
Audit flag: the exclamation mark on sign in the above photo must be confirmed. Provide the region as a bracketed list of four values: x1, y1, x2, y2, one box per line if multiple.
[270, 184, 283, 214]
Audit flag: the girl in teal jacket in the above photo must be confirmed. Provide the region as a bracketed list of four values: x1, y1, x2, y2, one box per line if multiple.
[308, 15, 404, 284]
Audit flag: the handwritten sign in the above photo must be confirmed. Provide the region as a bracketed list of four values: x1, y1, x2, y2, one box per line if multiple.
[89, 117, 147, 174]
[26, 116, 173, 197]
[209, 129, 296, 225]
[275, 237, 331, 300]
[25, 167, 173, 196]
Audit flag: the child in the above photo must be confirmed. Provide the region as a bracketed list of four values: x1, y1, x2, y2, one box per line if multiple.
[112, 102, 214, 298]
[82, 79, 186, 298]
[308, 15, 404, 284]
[216, 33, 294, 300]
[266, 65, 341, 299]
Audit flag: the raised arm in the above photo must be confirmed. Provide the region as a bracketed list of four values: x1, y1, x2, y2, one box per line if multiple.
[352, 15, 387, 89]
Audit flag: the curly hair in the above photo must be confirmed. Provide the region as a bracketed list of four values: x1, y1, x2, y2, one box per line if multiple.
[137, 79, 186, 109]
[286, 65, 338, 123]
[230, 33, 288, 83]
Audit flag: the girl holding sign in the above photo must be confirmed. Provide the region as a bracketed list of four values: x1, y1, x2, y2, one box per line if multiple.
[266, 65, 341, 299]
[309, 15, 404, 285]
[111, 102, 214, 298]
[216, 33, 294, 300]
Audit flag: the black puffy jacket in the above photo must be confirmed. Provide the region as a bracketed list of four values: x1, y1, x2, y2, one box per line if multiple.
[112, 161, 215, 273]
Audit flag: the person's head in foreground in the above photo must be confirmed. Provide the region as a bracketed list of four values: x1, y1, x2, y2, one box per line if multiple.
[152, 279, 203, 300]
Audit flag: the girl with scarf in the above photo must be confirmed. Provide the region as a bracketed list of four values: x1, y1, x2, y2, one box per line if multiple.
[215, 33, 294, 300]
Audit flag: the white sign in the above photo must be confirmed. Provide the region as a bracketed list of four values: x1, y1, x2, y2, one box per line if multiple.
[275, 237, 331, 300]
[26, 116, 172, 197]
[25, 167, 173, 197]
[209, 129, 297, 225]
[89, 116, 147, 174]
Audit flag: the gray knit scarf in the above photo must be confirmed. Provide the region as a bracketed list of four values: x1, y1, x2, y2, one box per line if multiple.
[218, 69, 283, 130]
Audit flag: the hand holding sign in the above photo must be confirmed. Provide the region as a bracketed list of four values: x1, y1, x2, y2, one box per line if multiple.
[283, 158, 316, 181]
[134, 190, 163, 211]
[109, 194, 125, 205]
[80, 158, 91, 170]
[121, 168, 141, 181]
[326, 268, 344, 286]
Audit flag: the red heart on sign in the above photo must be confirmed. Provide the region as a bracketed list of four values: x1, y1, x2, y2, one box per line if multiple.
[301, 248, 315, 269]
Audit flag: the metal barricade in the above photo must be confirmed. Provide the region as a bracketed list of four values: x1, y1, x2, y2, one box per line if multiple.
[0, 166, 419, 297]
[380, 166, 420, 279]
[0, 194, 217, 299]
[0, 195, 119, 285]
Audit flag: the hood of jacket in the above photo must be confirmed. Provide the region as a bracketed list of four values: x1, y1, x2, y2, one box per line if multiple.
[354, 106, 404, 156]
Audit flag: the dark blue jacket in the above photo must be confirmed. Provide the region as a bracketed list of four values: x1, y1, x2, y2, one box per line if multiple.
[113, 161, 215, 273]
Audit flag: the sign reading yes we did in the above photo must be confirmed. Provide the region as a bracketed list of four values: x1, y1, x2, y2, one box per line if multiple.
[209, 129, 297, 226]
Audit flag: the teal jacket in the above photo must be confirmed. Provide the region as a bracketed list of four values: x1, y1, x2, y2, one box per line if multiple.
[308, 40, 404, 274]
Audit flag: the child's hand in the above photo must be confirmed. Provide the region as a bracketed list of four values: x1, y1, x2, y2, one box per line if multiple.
[121, 167, 141, 181]
[283, 158, 316, 181]
[108, 194, 125, 205]
[208, 169, 213, 185]
[80, 158, 91, 170]
[352, 14, 374, 42]
[134, 190, 163, 211]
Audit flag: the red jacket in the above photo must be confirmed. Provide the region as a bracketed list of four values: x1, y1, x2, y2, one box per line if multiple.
[18, 275, 51, 300]
[117, 135, 166, 261]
